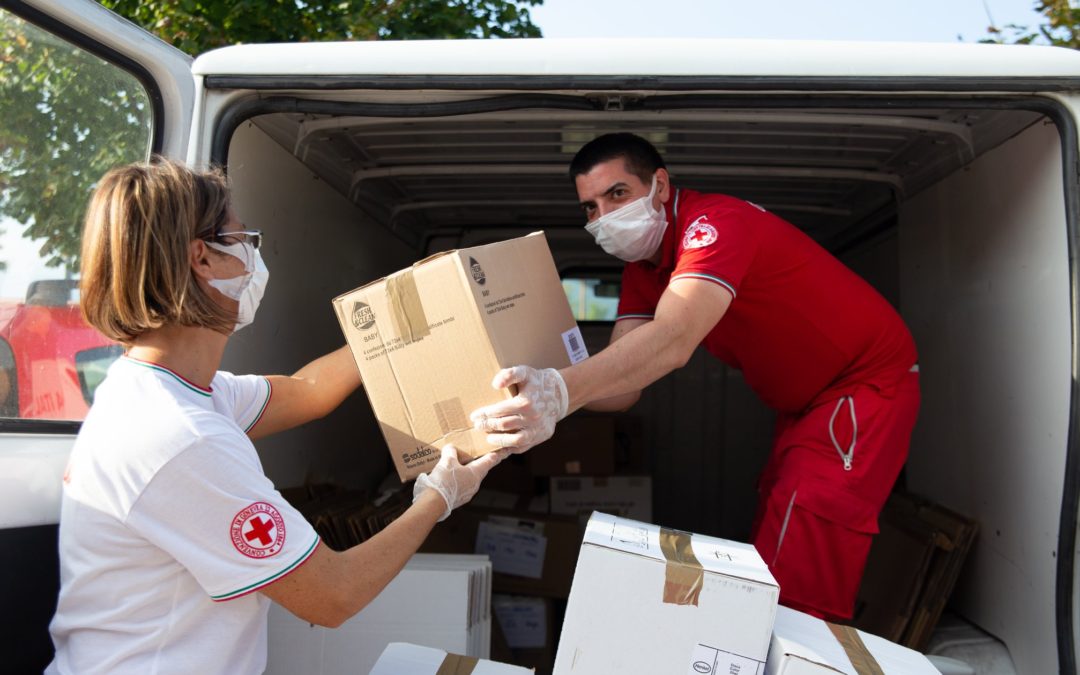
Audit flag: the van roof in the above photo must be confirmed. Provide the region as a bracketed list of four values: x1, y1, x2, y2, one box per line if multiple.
[192, 38, 1080, 79]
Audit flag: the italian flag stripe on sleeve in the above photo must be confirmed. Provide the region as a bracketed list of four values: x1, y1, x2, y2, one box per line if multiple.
[212, 535, 320, 602]
[245, 377, 272, 433]
[670, 272, 737, 298]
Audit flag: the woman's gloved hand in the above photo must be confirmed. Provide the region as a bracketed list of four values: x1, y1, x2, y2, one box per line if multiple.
[468, 366, 568, 454]
[413, 444, 509, 521]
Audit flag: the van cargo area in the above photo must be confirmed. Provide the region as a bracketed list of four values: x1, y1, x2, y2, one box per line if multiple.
[206, 73, 1075, 675]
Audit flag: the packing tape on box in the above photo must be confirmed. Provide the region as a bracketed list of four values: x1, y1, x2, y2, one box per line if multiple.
[435, 653, 479, 675]
[386, 270, 430, 344]
[828, 623, 885, 675]
[659, 527, 703, 606]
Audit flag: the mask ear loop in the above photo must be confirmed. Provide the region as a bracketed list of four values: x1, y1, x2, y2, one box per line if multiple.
[206, 240, 255, 274]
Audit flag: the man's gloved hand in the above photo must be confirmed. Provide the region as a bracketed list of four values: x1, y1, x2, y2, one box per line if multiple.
[469, 366, 568, 454]
[413, 444, 509, 521]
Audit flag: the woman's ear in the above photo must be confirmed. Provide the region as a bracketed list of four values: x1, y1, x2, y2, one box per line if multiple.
[190, 239, 216, 282]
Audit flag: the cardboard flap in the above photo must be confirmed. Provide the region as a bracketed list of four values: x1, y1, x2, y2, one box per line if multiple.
[582, 512, 778, 589]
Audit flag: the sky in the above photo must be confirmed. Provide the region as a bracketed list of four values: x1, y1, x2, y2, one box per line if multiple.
[531, 0, 1049, 43]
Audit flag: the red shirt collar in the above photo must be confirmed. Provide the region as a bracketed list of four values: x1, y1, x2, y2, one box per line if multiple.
[645, 186, 680, 272]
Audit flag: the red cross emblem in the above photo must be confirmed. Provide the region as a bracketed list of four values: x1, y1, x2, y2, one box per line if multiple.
[682, 216, 718, 250]
[230, 502, 286, 558]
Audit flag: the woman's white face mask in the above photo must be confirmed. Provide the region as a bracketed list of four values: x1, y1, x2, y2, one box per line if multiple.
[584, 174, 668, 262]
[205, 240, 269, 333]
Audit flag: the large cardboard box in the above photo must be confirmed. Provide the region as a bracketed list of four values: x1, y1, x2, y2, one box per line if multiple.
[766, 606, 942, 674]
[333, 232, 587, 480]
[553, 512, 779, 675]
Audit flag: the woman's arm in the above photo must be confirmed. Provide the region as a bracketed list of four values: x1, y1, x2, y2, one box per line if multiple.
[259, 446, 505, 627]
[248, 346, 361, 440]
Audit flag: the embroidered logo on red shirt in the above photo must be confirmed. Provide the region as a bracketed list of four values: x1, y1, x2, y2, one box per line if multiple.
[683, 216, 718, 250]
[230, 502, 286, 558]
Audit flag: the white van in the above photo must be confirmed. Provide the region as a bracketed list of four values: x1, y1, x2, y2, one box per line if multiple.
[4, 0, 1080, 673]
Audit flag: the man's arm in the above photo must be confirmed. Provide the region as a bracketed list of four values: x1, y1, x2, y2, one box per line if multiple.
[564, 278, 731, 412]
[584, 317, 649, 412]
[472, 278, 732, 449]
[248, 346, 361, 440]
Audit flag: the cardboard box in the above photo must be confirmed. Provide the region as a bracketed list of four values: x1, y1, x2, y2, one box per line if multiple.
[493, 595, 558, 675]
[766, 606, 942, 674]
[527, 414, 616, 476]
[420, 506, 582, 598]
[549, 476, 652, 522]
[553, 512, 779, 675]
[333, 232, 586, 480]
[370, 643, 533, 674]
[853, 492, 978, 650]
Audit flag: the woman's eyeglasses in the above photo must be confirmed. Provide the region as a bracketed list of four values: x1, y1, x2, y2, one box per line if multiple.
[201, 229, 263, 251]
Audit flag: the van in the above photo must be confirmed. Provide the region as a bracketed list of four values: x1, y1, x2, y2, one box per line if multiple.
[3, 0, 1079, 673]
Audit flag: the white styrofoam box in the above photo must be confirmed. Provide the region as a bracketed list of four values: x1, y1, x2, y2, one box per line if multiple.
[766, 606, 942, 675]
[553, 512, 778, 675]
[370, 642, 533, 674]
[549, 476, 652, 522]
[265, 554, 491, 675]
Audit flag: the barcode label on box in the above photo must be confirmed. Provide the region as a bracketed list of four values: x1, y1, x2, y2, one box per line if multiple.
[561, 326, 589, 364]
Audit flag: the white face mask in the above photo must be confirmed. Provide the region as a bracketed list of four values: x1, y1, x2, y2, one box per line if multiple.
[584, 174, 668, 262]
[206, 240, 269, 333]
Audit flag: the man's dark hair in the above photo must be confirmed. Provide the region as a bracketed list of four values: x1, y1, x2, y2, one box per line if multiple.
[568, 132, 666, 184]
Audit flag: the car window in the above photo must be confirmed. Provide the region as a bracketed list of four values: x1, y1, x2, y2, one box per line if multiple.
[0, 8, 152, 422]
[562, 277, 621, 322]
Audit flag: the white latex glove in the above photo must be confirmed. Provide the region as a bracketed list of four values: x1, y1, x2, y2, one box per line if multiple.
[469, 366, 568, 454]
[413, 444, 509, 521]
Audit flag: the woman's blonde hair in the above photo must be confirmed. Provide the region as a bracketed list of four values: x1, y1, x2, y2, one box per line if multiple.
[80, 157, 237, 343]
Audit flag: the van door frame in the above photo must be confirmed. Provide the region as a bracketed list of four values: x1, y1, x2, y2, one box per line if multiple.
[206, 83, 1080, 674]
[0, 1, 194, 669]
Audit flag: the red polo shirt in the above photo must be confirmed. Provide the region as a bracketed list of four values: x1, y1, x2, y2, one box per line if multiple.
[617, 187, 917, 413]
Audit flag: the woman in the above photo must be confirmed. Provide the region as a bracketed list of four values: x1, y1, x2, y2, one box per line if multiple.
[46, 158, 504, 674]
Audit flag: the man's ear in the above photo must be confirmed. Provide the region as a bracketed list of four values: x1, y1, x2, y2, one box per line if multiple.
[656, 167, 672, 205]
[190, 239, 216, 282]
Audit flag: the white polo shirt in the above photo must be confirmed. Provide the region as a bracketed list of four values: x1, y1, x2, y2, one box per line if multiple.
[47, 356, 320, 675]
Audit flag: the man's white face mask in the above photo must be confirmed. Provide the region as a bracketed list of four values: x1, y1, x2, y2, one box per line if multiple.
[206, 240, 269, 333]
[584, 174, 668, 262]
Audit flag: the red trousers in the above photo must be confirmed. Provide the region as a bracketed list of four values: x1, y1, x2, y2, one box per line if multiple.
[751, 369, 920, 621]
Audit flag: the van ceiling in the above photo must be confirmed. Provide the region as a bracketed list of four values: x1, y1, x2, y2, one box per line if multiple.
[249, 99, 1042, 251]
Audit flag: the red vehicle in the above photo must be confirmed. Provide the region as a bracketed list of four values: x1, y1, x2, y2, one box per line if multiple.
[0, 279, 121, 421]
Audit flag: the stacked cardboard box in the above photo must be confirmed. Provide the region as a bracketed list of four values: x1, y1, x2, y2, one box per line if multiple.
[282, 483, 412, 551]
[853, 492, 978, 650]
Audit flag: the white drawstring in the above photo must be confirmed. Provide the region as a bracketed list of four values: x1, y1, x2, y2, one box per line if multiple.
[828, 396, 857, 471]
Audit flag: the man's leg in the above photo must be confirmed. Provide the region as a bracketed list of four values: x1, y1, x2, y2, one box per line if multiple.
[751, 372, 920, 621]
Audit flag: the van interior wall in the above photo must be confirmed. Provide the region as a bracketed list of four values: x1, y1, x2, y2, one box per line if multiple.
[223, 122, 416, 492]
[899, 118, 1070, 675]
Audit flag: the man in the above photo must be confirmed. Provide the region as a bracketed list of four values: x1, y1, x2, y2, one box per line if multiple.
[470, 132, 919, 621]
